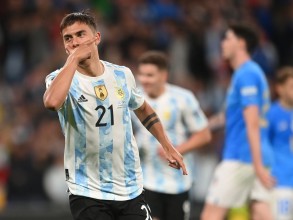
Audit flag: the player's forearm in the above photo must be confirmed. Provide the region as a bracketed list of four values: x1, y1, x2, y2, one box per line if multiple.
[43, 56, 78, 110]
[208, 111, 225, 131]
[247, 124, 263, 168]
[134, 101, 173, 150]
[244, 106, 263, 168]
[176, 127, 211, 155]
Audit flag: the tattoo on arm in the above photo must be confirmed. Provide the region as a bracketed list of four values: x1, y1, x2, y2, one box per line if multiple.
[146, 118, 160, 130]
[141, 113, 160, 130]
[142, 113, 156, 126]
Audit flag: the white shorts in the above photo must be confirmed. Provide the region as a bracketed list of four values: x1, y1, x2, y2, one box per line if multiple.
[205, 161, 272, 208]
[271, 187, 293, 220]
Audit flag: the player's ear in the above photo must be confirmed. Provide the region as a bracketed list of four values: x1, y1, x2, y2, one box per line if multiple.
[95, 32, 101, 45]
[162, 70, 168, 81]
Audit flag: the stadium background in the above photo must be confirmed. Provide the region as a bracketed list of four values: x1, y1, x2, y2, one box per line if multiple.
[0, 0, 292, 219]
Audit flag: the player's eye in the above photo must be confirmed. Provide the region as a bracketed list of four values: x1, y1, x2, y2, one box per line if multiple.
[64, 37, 72, 42]
[77, 32, 85, 37]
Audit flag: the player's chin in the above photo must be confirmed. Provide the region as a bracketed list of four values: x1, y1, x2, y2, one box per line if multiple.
[78, 59, 91, 67]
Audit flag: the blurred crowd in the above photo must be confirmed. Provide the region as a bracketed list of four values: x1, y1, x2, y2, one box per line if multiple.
[0, 0, 293, 214]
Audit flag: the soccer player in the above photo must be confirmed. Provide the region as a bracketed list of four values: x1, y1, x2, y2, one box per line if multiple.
[43, 11, 187, 220]
[201, 23, 275, 220]
[268, 66, 293, 220]
[134, 51, 211, 220]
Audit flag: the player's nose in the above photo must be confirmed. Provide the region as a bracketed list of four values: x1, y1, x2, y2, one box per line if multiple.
[72, 37, 80, 47]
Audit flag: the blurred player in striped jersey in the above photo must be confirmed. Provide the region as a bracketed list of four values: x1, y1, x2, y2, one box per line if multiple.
[43, 10, 187, 220]
[201, 23, 275, 220]
[268, 67, 293, 220]
[134, 51, 211, 220]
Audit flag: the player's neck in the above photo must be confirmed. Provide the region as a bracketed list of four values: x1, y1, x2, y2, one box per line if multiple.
[231, 51, 250, 70]
[280, 99, 293, 110]
[77, 58, 104, 77]
[149, 85, 166, 99]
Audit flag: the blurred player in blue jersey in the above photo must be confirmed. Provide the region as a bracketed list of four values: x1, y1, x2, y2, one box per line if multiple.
[268, 67, 293, 220]
[134, 51, 211, 220]
[201, 23, 275, 220]
[43, 10, 187, 220]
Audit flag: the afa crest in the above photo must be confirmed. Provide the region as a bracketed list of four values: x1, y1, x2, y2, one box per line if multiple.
[115, 87, 125, 100]
[94, 85, 108, 101]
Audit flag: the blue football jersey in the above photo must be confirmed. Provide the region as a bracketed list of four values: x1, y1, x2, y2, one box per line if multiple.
[223, 60, 273, 166]
[45, 61, 145, 201]
[268, 101, 293, 187]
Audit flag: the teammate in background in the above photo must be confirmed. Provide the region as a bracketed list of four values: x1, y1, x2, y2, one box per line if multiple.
[268, 67, 293, 220]
[43, 11, 187, 220]
[201, 23, 275, 220]
[134, 51, 211, 220]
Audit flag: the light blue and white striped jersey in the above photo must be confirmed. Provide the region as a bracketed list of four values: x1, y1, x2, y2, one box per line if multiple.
[133, 84, 208, 194]
[268, 101, 293, 187]
[223, 60, 273, 166]
[45, 60, 145, 201]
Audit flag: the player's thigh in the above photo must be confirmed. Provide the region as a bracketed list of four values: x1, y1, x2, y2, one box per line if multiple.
[250, 174, 273, 220]
[165, 191, 190, 220]
[201, 203, 227, 220]
[205, 161, 254, 208]
[271, 188, 293, 220]
[144, 189, 164, 219]
[69, 194, 113, 220]
[119, 191, 152, 220]
[250, 172, 272, 203]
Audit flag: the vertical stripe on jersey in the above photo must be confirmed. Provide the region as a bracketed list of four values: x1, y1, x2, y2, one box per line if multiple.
[93, 79, 114, 199]
[150, 103, 165, 189]
[71, 77, 89, 194]
[169, 97, 185, 192]
[114, 70, 137, 197]
[168, 97, 178, 144]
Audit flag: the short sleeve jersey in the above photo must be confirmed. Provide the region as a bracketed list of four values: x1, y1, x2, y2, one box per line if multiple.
[223, 60, 273, 166]
[45, 60, 145, 201]
[134, 84, 208, 194]
[268, 101, 293, 187]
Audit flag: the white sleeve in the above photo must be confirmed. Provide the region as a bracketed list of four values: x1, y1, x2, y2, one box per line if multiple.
[125, 68, 145, 110]
[182, 92, 208, 132]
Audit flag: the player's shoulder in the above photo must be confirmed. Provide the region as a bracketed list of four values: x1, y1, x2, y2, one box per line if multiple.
[167, 84, 196, 99]
[237, 60, 265, 81]
[267, 101, 285, 121]
[102, 60, 132, 74]
[45, 68, 61, 80]
[241, 60, 264, 75]
[269, 101, 283, 113]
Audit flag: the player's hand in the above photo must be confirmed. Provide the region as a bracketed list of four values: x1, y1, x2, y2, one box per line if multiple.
[66, 37, 97, 64]
[255, 165, 275, 189]
[162, 145, 188, 175]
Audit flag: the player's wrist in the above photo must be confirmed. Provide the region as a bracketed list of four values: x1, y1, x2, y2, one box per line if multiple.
[67, 54, 79, 66]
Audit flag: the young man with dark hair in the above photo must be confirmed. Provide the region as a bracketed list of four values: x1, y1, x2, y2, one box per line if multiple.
[135, 51, 211, 220]
[43, 11, 187, 220]
[201, 23, 275, 220]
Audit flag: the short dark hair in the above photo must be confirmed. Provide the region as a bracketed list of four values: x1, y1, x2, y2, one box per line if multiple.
[138, 51, 168, 70]
[60, 10, 97, 33]
[229, 23, 259, 55]
[276, 66, 293, 84]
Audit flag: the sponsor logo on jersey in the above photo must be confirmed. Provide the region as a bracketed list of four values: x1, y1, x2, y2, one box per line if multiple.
[77, 95, 88, 102]
[115, 87, 125, 100]
[94, 85, 108, 101]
